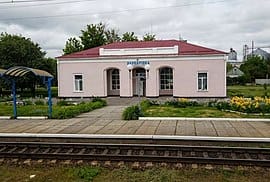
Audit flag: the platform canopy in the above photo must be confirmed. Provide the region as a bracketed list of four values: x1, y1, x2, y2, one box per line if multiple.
[2, 66, 53, 78]
[0, 68, 6, 76]
[0, 66, 54, 119]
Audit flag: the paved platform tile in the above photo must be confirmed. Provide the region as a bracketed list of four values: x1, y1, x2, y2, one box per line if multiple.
[195, 121, 217, 136]
[176, 120, 195, 136]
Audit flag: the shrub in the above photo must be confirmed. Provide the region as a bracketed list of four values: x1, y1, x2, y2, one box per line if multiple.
[23, 100, 33, 105]
[140, 99, 152, 111]
[34, 99, 45, 105]
[92, 97, 102, 102]
[216, 101, 230, 110]
[122, 105, 143, 120]
[207, 101, 217, 107]
[164, 99, 180, 107]
[52, 100, 106, 119]
[75, 167, 100, 181]
[164, 98, 199, 108]
[56, 100, 69, 106]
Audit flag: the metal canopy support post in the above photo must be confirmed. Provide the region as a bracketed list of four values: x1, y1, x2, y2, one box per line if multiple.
[12, 79, 17, 119]
[47, 77, 53, 119]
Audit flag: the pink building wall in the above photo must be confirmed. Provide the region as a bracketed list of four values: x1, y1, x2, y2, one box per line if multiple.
[58, 56, 226, 98]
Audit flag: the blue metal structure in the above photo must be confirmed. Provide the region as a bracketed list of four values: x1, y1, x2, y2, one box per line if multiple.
[0, 66, 54, 119]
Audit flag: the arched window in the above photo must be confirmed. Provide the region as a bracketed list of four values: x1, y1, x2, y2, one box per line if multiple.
[111, 69, 120, 90]
[160, 67, 173, 90]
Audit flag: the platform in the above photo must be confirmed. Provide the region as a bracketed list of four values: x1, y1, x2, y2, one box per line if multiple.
[0, 105, 270, 138]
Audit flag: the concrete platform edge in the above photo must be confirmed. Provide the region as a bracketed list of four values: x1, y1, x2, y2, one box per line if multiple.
[0, 116, 11, 119]
[1, 133, 270, 142]
[139, 117, 270, 122]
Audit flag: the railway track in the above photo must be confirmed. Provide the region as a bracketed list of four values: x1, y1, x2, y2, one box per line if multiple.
[0, 142, 270, 167]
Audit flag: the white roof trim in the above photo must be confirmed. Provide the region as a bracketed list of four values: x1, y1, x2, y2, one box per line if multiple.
[99, 45, 179, 56]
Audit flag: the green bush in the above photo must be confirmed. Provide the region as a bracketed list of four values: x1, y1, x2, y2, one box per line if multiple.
[164, 99, 199, 108]
[164, 100, 180, 107]
[140, 99, 152, 111]
[52, 100, 106, 119]
[207, 101, 217, 107]
[216, 102, 230, 110]
[122, 105, 143, 120]
[34, 99, 45, 105]
[23, 100, 33, 105]
[56, 100, 70, 106]
[92, 97, 107, 106]
[92, 96, 103, 102]
[75, 167, 100, 181]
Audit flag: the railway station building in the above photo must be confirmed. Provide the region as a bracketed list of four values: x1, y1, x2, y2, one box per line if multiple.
[57, 40, 227, 98]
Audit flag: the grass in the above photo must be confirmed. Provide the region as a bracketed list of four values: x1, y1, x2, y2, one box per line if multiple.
[143, 105, 270, 118]
[0, 87, 58, 98]
[227, 85, 269, 98]
[0, 105, 48, 116]
[0, 100, 106, 119]
[0, 165, 269, 182]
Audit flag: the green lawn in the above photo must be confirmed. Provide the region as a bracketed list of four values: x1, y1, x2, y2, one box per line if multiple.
[227, 85, 269, 98]
[143, 105, 270, 118]
[0, 105, 48, 116]
[0, 86, 58, 98]
[0, 100, 106, 119]
[0, 165, 269, 182]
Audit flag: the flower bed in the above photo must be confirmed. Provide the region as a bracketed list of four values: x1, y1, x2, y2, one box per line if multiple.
[217, 96, 270, 114]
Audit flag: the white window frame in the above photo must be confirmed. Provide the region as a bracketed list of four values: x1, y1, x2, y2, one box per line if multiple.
[160, 67, 173, 90]
[197, 72, 208, 91]
[73, 74, 83, 92]
[110, 69, 120, 90]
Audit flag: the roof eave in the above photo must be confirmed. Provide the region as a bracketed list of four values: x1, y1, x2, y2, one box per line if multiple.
[57, 53, 227, 61]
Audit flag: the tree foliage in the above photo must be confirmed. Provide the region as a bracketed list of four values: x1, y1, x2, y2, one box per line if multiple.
[143, 33, 156, 41]
[121, 32, 138, 42]
[63, 22, 121, 55]
[105, 28, 121, 44]
[80, 22, 107, 50]
[0, 33, 45, 69]
[240, 56, 268, 83]
[63, 22, 159, 55]
[63, 37, 83, 55]
[226, 63, 233, 72]
[0, 33, 57, 94]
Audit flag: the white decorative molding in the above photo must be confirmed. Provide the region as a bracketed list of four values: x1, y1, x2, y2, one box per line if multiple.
[99, 45, 178, 56]
[58, 55, 225, 64]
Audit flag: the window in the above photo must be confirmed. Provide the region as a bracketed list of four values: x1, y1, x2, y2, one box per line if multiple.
[160, 67, 173, 90]
[74, 74, 83, 92]
[198, 72, 208, 91]
[111, 69, 120, 90]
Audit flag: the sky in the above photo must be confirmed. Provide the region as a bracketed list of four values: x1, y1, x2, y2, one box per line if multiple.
[0, 0, 269, 60]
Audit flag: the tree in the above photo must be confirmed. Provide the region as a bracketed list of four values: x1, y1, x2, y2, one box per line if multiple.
[80, 22, 107, 49]
[0, 32, 45, 69]
[143, 33, 156, 41]
[63, 37, 83, 55]
[240, 56, 268, 83]
[226, 63, 233, 72]
[105, 28, 121, 44]
[121, 32, 138, 42]
[0, 33, 56, 94]
[63, 22, 159, 54]
[63, 22, 121, 54]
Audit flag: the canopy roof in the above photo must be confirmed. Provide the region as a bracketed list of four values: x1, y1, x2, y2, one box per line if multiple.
[1, 66, 53, 78]
[0, 68, 6, 76]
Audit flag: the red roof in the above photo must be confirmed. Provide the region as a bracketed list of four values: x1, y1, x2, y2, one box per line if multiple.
[58, 40, 226, 59]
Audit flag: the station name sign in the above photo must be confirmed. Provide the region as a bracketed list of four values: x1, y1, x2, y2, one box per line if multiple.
[127, 60, 150, 65]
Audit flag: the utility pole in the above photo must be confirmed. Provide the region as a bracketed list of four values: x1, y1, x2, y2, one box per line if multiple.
[243, 41, 270, 61]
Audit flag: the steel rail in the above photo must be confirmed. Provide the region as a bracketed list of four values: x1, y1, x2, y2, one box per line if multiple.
[0, 142, 270, 167]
